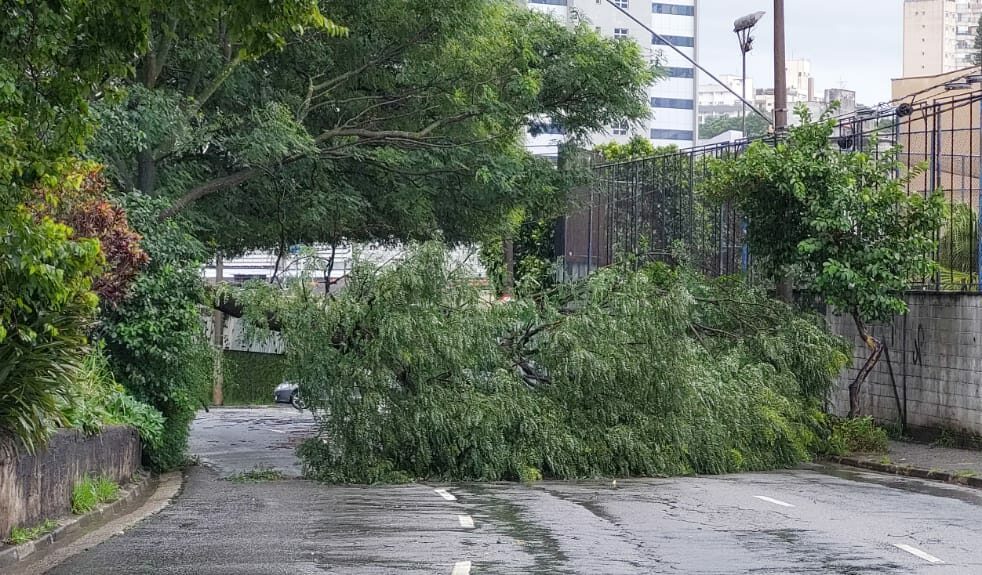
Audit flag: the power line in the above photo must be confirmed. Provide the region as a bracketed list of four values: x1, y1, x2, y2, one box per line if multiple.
[602, 0, 771, 123]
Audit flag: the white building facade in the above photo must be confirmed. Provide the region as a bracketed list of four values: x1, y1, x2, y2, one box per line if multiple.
[526, 0, 699, 154]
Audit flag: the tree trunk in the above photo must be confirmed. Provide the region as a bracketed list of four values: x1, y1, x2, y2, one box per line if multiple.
[137, 148, 156, 194]
[502, 236, 515, 297]
[848, 313, 882, 418]
[211, 253, 225, 406]
[776, 276, 793, 303]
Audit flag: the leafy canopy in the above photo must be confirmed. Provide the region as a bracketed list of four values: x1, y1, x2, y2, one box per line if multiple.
[239, 244, 848, 483]
[90, 0, 656, 252]
[706, 107, 944, 323]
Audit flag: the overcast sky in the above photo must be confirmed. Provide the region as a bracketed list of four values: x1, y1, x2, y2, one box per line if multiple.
[697, 1, 902, 105]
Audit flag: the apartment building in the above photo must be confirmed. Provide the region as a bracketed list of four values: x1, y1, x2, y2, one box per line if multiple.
[526, 0, 699, 154]
[904, 0, 982, 76]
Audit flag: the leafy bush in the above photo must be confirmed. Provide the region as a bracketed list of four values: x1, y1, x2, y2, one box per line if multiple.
[99, 194, 213, 471]
[0, 207, 101, 452]
[825, 416, 888, 455]
[29, 163, 148, 305]
[71, 475, 119, 514]
[221, 351, 288, 405]
[63, 347, 164, 449]
[243, 244, 849, 483]
[6, 519, 59, 545]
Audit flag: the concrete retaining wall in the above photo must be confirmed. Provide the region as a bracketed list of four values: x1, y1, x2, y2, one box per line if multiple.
[0, 426, 141, 539]
[828, 293, 982, 435]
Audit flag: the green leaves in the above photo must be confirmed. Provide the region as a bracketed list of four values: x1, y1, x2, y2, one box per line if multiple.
[241, 245, 847, 483]
[706, 106, 944, 324]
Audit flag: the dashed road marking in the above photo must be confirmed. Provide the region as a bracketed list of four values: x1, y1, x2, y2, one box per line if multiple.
[451, 560, 472, 575]
[434, 488, 457, 501]
[753, 495, 794, 508]
[458, 515, 475, 528]
[265, 428, 286, 434]
[894, 543, 944, 564]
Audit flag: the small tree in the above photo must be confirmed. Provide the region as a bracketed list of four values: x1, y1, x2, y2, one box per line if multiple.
[706, 108, 944, 417]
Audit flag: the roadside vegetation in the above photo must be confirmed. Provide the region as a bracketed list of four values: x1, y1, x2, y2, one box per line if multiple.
[824, 416, 889, 455]
[4, 520, 60, 546]
[71, 475, 121, 514]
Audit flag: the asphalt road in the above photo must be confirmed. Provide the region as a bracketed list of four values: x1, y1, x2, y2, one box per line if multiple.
[187, 405, 316, 478]
[45, 408, 982, 574]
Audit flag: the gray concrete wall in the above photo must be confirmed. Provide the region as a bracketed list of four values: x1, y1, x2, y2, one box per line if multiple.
[0, 426, 141, 539]
[827, 293, 982, 435]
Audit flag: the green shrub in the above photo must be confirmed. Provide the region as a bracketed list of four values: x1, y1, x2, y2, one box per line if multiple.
[826, 416, 888, 455]
[99, 194, 213, 471]
[0, 207, 102, 453]
[71, 475, 120, 514]
[246, 244, 850, 483]
[221, 351, 288, 405]
[6, 519, 59, 545]
[63, 347, 165, 448]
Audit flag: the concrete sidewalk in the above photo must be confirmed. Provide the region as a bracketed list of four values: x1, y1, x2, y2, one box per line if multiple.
[834, 440, 982, 488]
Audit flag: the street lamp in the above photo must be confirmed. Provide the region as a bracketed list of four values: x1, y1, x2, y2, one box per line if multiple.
[734, 11, 766, 137]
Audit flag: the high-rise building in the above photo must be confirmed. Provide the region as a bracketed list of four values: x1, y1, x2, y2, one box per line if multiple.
[903, 0, 982, 76]
[525, 0, 699, 156]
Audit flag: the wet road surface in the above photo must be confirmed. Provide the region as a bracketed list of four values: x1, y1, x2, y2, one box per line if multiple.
[46, 408, 982, 574]
[188, 406, 315, 477]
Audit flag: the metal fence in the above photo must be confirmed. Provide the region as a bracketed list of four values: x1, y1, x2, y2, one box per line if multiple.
[556, 90, 982, 291]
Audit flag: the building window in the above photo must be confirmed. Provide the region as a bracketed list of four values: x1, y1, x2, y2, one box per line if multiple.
[652, 34, 695, 48]
[613, 0, 629, 8]
[666, 66, 694, 78]
[612, 120, 629, 135]
[650, 128, 693, 141]
[614, 28, 629, 39]
[650, 97, 694, 109]
[652, 3, 695, 16]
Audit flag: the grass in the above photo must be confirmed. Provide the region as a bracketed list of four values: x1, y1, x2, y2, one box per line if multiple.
[5, 520, 59, 545]
[225, 466, 286, 483]
[827, 416, 889, 455]
[71, 475, 120, 514]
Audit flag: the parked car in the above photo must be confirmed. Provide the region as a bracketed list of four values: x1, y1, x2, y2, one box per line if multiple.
[273, 381, 305, 410]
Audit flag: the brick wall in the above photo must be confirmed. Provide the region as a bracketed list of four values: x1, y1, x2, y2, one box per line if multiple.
[827, 292, 982, 435]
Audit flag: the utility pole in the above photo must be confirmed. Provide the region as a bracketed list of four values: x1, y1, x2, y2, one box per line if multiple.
[773, 0, 788, 133]
[212, 252, 225, 406]
[773, 0, 793, 303]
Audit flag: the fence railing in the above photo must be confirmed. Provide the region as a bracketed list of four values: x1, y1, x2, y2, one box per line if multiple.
[556, 91, 982, 291]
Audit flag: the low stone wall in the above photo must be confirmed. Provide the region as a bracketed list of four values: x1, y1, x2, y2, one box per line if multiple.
[0, 426, 141, 539]
[827, 292, 982, 436]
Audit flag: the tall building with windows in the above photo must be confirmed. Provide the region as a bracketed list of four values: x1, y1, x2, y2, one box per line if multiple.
[525, 0, 699, 156]
[904, 0, 982, 76]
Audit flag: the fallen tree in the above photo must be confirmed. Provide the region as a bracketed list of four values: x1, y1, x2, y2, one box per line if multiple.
[237, 244, 850, 483]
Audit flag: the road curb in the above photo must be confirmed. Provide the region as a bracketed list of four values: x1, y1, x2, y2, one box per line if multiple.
[0, 471, 161, 570]
[830, 456, 982, 489]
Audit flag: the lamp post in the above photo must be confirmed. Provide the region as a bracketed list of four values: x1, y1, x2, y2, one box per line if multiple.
[734, 11, 765, 138]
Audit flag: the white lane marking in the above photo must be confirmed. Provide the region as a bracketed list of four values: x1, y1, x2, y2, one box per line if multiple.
[894, 543, 944, 564]
[434, 488, 457, 501]
[451, 561, 472, 575]
[753, 495, 794, 508]
[265, 428, 286, 434]
[458, 515, 475, 528]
